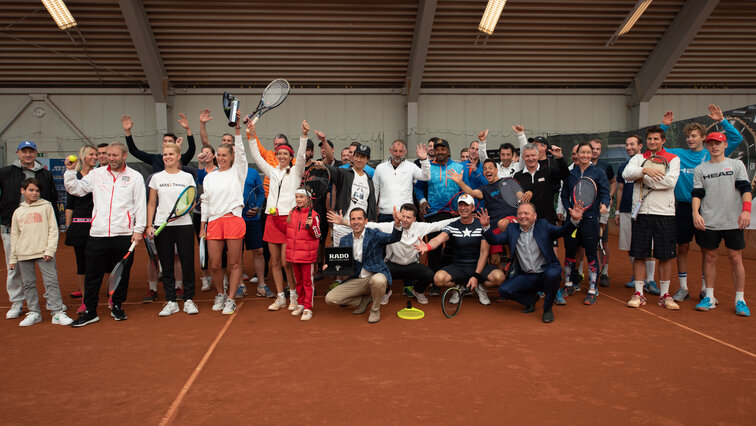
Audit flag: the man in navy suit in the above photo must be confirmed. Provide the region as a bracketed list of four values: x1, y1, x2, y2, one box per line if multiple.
[324, 207, 402, 323]
[481, 201, 586, 323]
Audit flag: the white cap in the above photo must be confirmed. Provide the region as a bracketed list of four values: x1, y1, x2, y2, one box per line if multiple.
[457, 194, 475, 205]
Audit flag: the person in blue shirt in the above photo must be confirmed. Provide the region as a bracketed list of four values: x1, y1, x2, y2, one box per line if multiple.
[560, 142, 611, 305]
[241, 166, 267, 298]
[659, 104, 743, 303]
[460, 140, 488, 191]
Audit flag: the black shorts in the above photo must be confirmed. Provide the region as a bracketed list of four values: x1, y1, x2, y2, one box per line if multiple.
[675, 202, 695, 244]
[441, 263, 498, 285]
[629, 214, 677, 260]
[695, 229, 745, 251]
[243, 220, 263, 250]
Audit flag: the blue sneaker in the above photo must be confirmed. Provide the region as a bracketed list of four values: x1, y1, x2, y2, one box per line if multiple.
[234, 284, 248, 299]
[696, 297, 717, 312]
[735, 300, 751, 317]
[537, 291, 545, 300]
[554, 289, 566, 306]
[625, 278, 635, 289]
[644, 280, 661, 296]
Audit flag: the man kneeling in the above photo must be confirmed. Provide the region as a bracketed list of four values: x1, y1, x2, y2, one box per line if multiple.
[324, 208, 402, 323]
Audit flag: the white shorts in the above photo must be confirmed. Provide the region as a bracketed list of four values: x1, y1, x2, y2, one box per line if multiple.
[332, 224, 351, 247]
[618, 212, 633, 251]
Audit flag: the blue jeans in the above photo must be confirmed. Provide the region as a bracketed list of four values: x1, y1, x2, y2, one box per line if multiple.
[498, 265, 561, 312]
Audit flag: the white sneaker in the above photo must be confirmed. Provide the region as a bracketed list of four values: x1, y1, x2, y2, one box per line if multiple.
[381, 289, 393, 306]
[412, 289, 429, 305]
[6, 302, 23, 319]
[222, 299, 237, 315]
[268, 295, 286, 311]
[19, 311, 41, 327]
[183, 299, 199, 315]
[301, 309, 313, 321]
[52, 311, 73, 326]
[212, 293, 227, 311]
[449, 288, 460, 304]
[291, 305, 305, 316]
[159, 301, 180, 317]
[200, 276, 212, 292]
[475, 284, 491, 305]
[288, 291, 299, 311]
[250, 276, 259, 284]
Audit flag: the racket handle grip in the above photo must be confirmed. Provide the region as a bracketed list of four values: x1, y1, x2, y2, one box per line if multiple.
[128, 241, 137, 252]
[250, 115, 260, 126]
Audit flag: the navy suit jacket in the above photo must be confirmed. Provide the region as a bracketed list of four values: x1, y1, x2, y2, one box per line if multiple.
[484, 219, 577, 271]
[339, 226, 402, 284]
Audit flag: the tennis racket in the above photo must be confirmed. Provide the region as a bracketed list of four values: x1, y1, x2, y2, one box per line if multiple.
[153, 186, 197, 237]
[397, 300, 425, 320]
[243, 79, 290, 126]
[302, 163, 331, 229]
[198, 237, 208, 269]
[441, 285, 471, 318]
[570, 177, 597, 238]
[107, 241, 137, 296]
[631, 155, 669, 220]
[498, 177, 524, 208]
[144, 237, 159, 271]
[243, 183, 264, 217]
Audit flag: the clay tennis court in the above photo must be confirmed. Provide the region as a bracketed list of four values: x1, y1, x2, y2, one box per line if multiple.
[1, 234, 754, 425]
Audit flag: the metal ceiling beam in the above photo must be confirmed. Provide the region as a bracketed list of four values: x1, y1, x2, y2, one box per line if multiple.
[626, 0, 719, 105]
[406, 0, 437, 102]
[118, 0, 167, 103]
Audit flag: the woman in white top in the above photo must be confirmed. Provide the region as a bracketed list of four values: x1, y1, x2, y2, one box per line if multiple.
[196, 145, 221, 292]
[248, 119, 308, 311]
[146, 142, 198, 316]
[199, 114, 248, 315]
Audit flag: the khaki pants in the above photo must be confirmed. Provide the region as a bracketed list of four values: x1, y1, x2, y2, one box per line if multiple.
[325, 273, 388, 312]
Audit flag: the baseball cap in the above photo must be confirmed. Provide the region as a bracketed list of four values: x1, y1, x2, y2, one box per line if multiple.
[527, 136, 549, 145]
[354, 144, 371, 158]
[705, 132, 726, 143]
[318, 139, 334, 148]
[434, 139, 450, 149]
[457, 194, 475, 205]
[16, 140, 37, 151]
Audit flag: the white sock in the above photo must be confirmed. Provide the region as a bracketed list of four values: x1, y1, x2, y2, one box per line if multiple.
[148, 281, 158, 291]
[645, 261, 656, 281]
[175, 280, 183, 289]
[735, 292, 745, 303]
[660, 280, 670, 296]
[678, 273, 688, 290]
[277, 292, 285, 298]
[290, 289, 298, 299]
[635, 280, 644, 294]
[705, 288, 714, 299]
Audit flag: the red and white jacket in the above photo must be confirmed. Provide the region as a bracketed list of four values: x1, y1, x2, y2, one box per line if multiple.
[64, 166, 146, 237]
[285, 206, 320, 264]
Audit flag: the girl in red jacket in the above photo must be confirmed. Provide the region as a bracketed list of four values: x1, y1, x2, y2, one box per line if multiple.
[286, 187, 321, 320]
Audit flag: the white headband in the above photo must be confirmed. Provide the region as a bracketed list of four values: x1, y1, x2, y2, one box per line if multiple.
[295, 188, 311, 197]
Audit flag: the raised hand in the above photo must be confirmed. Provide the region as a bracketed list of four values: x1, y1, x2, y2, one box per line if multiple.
[662, 111, 674, 126]
[178, 112, 190, 129]
[475, 208, 490, 228]
[175, 136, 184, 147]
[512, 125, 525, 134]
[327, 209, 344, 225]
[392, 205, 402, 226]
[315, 130, 326, 142]
[199, 108, 213, 123]
[246, 119, 255, 135]
[446, 169, 463, 184]
[549, 145, 563, 158]
[569, 200, 585, 222]
[520, 191, 533, 203]
[477, 129, 489, 142]
[416, 143, 428, 160]
[707, 104, 724, 122]
[121, 114, 133, 133]
[302, 120, 310, 136]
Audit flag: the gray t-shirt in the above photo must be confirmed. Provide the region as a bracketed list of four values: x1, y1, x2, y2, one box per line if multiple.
[693, 158, 748, 230]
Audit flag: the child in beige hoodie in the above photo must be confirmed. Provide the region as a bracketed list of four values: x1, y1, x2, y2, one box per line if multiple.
[9, 178, 72, 326]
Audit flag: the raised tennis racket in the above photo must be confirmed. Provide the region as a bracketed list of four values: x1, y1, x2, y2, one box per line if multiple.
[107, 241, 137, 296]
[571, 177, 597, 238]
[441, 285, 471, 318]
[153, 186, 197, 237]
[243, 79, 290, 126]
[498, 177, 524, 208]
[397, 300, 425, 320]
[631, 155, 669, 220]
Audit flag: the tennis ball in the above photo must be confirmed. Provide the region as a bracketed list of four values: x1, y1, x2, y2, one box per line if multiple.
[68, 155, 78, 163]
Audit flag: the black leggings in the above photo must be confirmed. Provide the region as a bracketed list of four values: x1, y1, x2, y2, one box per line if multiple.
[155, 225, 196, 302]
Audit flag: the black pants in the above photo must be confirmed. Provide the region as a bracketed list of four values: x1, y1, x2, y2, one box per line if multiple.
[84, 236, 132, 313]
[386, 262, 433, 293]
[425, 212, 456, 272]
[498, 265, 561, 312]
[155, 225, 196, 302]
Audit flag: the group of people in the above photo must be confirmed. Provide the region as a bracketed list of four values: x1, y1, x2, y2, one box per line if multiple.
[0, 103, 751, 327]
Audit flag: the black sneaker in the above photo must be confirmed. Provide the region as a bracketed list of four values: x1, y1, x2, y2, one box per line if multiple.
[71, 312, 100, 327]
[111, 306, 127, 321]
[599, 273, 610, 287]
[429, 285, 440, 297]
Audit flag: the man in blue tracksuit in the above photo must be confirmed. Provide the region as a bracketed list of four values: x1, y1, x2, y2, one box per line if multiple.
[560, 142, 610, 305]
[659, 104, 743, 302]
[414, 139, 465, 273]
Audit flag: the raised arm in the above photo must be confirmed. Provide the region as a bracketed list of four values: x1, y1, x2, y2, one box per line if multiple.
[477, 129, 489, 161]
[233, 112, 247, 181]
[177, 113, 196, 164]
[121, 114, 155, 165]
[198, 108, 213, 148]
[413, 144, 431, 181]
[246, 120, 276, 177]
[514, 125, 527, 169]
[448, 169, 483, 200]
[707, 104, 745, 156]
[292, 120, 309, 181]
[63, 159, 93, 197]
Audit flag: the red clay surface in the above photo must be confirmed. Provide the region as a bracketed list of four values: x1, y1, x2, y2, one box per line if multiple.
[1, 234, 754, 425]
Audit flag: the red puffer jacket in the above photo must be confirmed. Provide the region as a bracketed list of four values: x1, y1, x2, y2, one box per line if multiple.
[285, 206, 321, 264]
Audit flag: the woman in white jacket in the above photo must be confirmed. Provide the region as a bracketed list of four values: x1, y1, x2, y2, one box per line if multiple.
[199, 113, 247, 315]
[247, 119, 308, 311]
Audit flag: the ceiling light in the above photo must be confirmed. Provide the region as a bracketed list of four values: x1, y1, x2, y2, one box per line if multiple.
[478, 0, 506, 35]
[41, 0, 77, 30]
[607, 0, 653, 46]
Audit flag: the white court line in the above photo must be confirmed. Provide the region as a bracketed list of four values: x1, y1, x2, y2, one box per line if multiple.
[602, 293, 756, 359]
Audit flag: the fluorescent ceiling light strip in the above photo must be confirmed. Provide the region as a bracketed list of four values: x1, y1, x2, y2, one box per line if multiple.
[41, 0, 77, 29]
[478, 0, 506, 35]
[618, 0, 652, 36]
